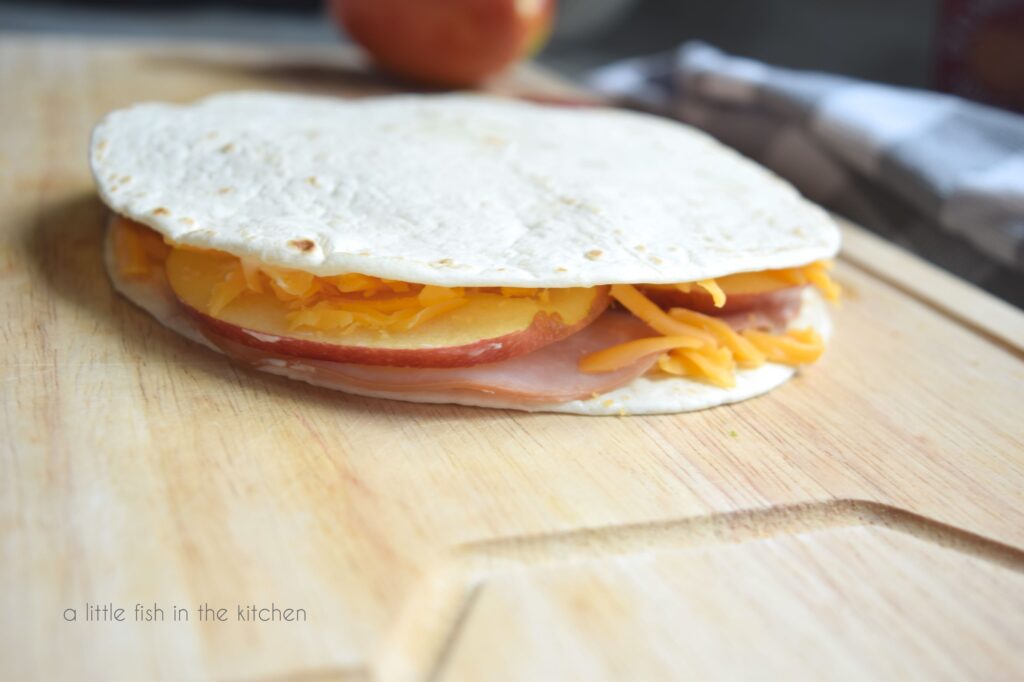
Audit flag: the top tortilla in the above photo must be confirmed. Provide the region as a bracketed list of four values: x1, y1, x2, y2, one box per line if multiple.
[90, 91, 840, 287]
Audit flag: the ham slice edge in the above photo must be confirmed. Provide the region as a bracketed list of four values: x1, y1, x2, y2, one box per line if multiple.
[200, 311, 660, 405]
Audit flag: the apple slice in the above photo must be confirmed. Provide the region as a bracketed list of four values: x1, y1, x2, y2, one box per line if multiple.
[165, 248, 610, 368]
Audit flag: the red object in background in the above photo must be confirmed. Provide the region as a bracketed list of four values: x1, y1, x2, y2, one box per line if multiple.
[329, 0, 555, 88]
[935, 0, 1024, 112]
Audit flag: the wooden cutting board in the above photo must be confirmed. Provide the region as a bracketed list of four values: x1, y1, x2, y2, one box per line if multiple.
[2, 34, 1023, 682]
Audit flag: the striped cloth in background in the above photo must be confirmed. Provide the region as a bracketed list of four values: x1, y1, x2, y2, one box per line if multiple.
[588, 42, 1024, 307]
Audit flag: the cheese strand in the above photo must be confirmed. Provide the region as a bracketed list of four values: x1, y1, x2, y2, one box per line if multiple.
[579, 336, 705, 373]
[584, 285, 829, 386]
[610, 284, 716, 345]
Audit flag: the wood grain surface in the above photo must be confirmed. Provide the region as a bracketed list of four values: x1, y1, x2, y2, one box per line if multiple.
[1, 34, 1023, 682]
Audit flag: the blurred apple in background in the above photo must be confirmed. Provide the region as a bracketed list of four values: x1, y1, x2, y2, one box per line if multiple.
[329, 0, 555, 87]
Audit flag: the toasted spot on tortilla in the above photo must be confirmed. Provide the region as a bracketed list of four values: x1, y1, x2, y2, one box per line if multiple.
[152, 207, 170, 216]
[435, 258, 455, 267]
[289, 238, 316, 253]
[555, 267, 568, 273]
[218, 143, 234, 153]
[650, 256, 663, 265]
[306, 176, 320, 187]
[216, 187, 232, 195]
[585, 250, 603, 260]
[179, 217, 195, 226]
[634, 244, 646, 252]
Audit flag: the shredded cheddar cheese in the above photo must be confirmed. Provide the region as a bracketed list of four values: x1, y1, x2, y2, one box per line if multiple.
[579, 336, 704, 373]
[648, 261, 841, 303]
[113, 216, 837, 385]
[696, 279, 726, 308]
[585, 266, 837, 386]
[667, 307, 765, 367]
[112, 218, 555, 337]
[802, 261, 842, 303]
[208, 267, 248, 316]
[609, 284, 717, 345]
[744, 327, 825, 364]
[659, 345, 737, 388]
[210, 257, 506, 335]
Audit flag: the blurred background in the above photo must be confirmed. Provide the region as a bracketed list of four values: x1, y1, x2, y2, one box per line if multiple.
[0, 0, 995, 100]
[4, 0, 1022, 109]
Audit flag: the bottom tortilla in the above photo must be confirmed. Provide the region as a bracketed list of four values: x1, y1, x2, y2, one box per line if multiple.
[105, 225, 832, 415]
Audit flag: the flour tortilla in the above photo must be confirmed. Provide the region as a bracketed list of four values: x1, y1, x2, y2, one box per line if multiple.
[92, 92, 839, 287]
[105, 223, 831, 416]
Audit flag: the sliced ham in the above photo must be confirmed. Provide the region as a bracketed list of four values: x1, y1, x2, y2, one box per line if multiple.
[199, 310, 658, 404]
[717, 287, 804, 332]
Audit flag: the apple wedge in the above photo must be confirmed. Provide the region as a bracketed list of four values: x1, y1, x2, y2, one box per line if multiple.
[165, 248, 610, 368]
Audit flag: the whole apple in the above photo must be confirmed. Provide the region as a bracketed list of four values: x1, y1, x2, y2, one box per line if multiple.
[329, 0, 556, 87]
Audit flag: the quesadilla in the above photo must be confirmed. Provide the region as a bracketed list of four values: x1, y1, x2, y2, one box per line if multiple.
[91, 92, 840, 415]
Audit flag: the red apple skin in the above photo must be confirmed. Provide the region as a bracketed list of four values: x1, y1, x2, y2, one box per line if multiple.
[183, 286, 610, 368]
[329, 0, 555, 87]
[640, 286, 804, 315]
